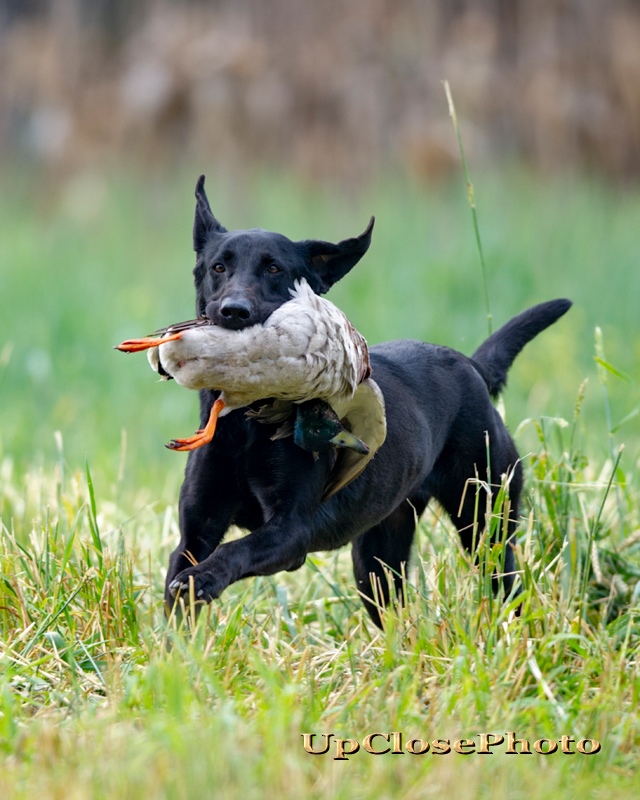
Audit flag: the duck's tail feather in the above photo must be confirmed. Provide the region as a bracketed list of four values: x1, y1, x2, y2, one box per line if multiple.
[245, 398, 294, 427]
[470, 299, 572, 398]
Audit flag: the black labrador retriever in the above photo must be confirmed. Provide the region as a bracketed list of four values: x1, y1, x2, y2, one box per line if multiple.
[164, 175, 571, 626]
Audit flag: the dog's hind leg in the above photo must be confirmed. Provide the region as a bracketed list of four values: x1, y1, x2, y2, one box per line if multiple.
[351, 497, 428, 628]
[428, 431, 523, 602]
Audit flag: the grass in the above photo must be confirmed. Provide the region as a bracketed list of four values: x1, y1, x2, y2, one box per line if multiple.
[1, 164, 640, 797]
[2, 409, 640, 797]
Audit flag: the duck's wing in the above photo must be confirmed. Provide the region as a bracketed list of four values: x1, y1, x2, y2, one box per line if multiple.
[322, 378, 387, 501]
[341, 315, 370, 386]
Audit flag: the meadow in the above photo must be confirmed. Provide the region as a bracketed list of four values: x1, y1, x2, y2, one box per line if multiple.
[1, 164, 640, 797]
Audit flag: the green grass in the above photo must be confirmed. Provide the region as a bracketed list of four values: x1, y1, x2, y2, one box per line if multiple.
[1, 165, 640, 797]
[1, 415, 640, 797]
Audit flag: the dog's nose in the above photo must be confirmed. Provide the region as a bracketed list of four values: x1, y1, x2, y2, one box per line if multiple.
[220, 297, 253, 326]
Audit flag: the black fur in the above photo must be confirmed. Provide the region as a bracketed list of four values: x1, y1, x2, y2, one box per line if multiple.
[191, 175, 374, 330]
[470, 299, 572, 397]
[165, 176, 572, 627]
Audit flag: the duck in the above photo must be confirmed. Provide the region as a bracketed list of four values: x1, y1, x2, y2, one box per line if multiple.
[116, 279, 386, 498]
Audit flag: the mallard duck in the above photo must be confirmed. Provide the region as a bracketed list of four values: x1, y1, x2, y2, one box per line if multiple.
[116, 279, 386, 496]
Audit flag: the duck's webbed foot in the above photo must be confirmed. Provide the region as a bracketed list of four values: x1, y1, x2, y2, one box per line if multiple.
[115, 331, 183, 353]
[167, 398, 226, 451]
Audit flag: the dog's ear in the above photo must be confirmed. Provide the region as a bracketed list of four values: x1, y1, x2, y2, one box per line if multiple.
[193, 175, 227, 252]
[299, 217, 374, 292]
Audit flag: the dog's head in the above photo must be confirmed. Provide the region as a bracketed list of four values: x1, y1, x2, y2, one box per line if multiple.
[192, 175, 374, 330]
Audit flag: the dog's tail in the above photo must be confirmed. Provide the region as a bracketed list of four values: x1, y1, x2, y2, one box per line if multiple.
[470, 299, 572, 398]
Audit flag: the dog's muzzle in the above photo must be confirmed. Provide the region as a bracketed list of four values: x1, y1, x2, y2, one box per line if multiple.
[217, 297, 254, 329]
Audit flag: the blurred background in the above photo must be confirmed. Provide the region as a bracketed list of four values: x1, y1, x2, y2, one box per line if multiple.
[5, 0, 640, 180]
[1, 0, 639, 493]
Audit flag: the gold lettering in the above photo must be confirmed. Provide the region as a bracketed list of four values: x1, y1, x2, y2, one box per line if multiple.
[477, 733, 504, 754]
[301, 733, 333, 755]
[559, 735, 575, 754]
[431, 739, 451, 755]
[405, 738, 430, 755]
[505, 732, 532, 754]
[363, 733, 390, 755]
[334, 738, 360, 760]
[533, 739, 558, 755]
[453, 739, 476, 754]
[576, 739, 601, 755]
[390, 731, 404, 754]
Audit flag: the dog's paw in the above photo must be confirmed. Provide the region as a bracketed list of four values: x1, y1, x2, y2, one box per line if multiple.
[167, 568, 227, 604]
[168, 580, 207, 601]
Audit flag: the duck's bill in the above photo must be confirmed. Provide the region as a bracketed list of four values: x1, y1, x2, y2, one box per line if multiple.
[115, 331, 183, 353]
[330, 430, 370, 455]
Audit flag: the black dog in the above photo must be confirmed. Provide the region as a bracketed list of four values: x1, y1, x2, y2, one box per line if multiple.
[164, 175, 571, 626]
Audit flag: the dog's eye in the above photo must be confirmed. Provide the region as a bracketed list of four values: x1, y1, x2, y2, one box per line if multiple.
[213, 263, 226, 274]
[266, 264, 280, 274]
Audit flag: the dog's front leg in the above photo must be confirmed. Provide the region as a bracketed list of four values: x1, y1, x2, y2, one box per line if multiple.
[168, 444, 331, 603]
[164, 445, 243, 607]
[167, 513, 313, 602]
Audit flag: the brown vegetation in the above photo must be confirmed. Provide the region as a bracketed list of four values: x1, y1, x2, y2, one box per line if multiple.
[2, 0, 640, 182]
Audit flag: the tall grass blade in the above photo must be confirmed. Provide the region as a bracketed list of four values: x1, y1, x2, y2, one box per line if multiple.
[444, 79, 492, 336]
[85, 460, 103, 571]
[580, 446, 624, 623]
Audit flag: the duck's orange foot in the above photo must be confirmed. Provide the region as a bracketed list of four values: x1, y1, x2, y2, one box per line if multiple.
[166, 430, 210, 451]
[166, 398, 226, 452]
[115, 331, 183, 353]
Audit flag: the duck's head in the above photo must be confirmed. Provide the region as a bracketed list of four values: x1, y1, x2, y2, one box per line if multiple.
[192, 175, 374, 330]
[293, 400, 369, 455]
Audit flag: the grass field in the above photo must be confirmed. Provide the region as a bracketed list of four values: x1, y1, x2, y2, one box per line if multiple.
[1, 165, 640, 797]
